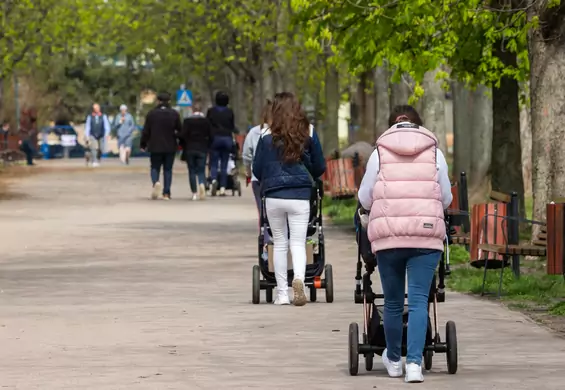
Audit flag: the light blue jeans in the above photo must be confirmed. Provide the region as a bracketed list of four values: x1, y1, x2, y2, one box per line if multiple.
[377, 248, 441, 365]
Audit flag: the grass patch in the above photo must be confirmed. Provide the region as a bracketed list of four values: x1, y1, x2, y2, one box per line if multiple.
[447, 259, 565, 312]
[322, 196, 357, 227]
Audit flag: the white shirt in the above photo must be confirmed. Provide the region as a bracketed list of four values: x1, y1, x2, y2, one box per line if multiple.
[357, 147, 453, 211]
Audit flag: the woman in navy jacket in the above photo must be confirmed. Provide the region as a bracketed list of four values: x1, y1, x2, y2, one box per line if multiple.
[253, 92, 326, 306]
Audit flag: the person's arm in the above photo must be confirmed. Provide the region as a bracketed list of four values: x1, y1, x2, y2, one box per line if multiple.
[242, 127, 257, 168]
[174, 112, 182, 135]
[84, 116, 91, 140]
[140, 112, 151, 150]
[437, 149, 453, 209]
[357, 150, 380, 211]
[252, 136, 265, 181]
[308, 130, 326, 178]
[103, 115, 111, 137]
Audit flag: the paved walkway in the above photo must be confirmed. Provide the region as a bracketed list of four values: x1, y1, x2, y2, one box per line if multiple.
[1, 159, 565, 389]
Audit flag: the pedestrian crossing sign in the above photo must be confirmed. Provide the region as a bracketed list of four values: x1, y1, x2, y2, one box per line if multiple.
[176, 89, 193, 107]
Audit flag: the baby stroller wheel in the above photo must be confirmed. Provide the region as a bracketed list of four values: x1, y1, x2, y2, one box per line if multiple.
[424, 349, 433, 370]
[364, 333, 374, 371]
[446, 321, 458, 374]
[324, 264, 334, 303]
[309, 286, 317, 302]
[348, 322, 359, 376]
[252, 265, 260, 304]
[265, 287, 273, 303]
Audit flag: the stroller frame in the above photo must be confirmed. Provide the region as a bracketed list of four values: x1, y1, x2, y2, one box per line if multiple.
[348, 218, 458, 375]
[251, 181, 334, 304]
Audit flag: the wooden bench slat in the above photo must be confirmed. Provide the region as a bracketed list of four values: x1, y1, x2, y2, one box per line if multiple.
[478, 243, 546, 256]
[532, 240, 546, 247]
[489, 191, 511, 203]
[451, 235, 471, 245]
[537, 232, 547, 240]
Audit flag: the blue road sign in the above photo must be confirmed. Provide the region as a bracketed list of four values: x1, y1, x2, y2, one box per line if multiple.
[176, 89, 193, 107]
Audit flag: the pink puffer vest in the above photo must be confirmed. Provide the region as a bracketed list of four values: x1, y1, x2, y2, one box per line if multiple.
[367, 123, 446, 253]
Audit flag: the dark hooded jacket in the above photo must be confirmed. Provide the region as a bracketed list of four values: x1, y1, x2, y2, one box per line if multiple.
[206, 92, 236, 138]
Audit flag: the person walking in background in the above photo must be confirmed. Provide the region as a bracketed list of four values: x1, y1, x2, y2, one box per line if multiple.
[252, 92, 326, 306]
[357, 105, 452, 383]
[18, 115, 38, 166]
[1, 120, 9, 150]
[178, 101, 211, 201]
[140, 92, 182, 200]
[113, 104, 136, 165]
[84, 103, 111, 167]
[243, 99, 273, 212]
[207, 91, 236, 196]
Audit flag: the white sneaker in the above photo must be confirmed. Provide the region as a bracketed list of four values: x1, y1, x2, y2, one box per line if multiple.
[405, 363, 424, 383]
[92, 162, 100, 168]
[292, 279, 307, 306]
[382, 348, 403, 378]
[151, 182, 161, 200]
[198, 183, 206, 199]
[219, 187, 226, 196]
[192, 194, 199, 201]
[274, 292, 290, 305]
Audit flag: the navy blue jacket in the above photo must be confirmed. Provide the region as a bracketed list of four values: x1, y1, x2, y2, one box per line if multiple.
[252, 126, 326, 200]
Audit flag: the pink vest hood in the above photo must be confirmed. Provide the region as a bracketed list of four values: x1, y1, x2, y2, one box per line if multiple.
[367, 123, 446, 253]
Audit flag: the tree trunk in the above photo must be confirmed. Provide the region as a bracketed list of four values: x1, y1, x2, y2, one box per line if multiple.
[520, 94, 532, 195]
[491, 48, 525, 217]
[452, 82, 493, 194]
[250, 75, 263, 125]
[390, 76, 411, 107]
[232, 70, 247, 133]
[528, 2, 565, 223]
[324, 55, 340, 155]
[374, 65, 390, 137]
[421, 69, 447, 155]
[355, 70, 376, 143]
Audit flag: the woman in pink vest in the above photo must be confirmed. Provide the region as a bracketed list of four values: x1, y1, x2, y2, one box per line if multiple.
[357, 105, 452, 383]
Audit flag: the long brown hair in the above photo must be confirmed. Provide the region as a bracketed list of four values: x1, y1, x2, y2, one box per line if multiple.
[270, 92, 310, 163]
[260, 99, 273, 130]
[388, 105, 423, 127]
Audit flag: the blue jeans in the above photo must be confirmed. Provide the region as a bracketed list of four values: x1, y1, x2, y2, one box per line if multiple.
[186, 150, 207, 193]
[377, 248, 441, 365]
[150, 152, 175, 195]
[210, 136, 233, 188]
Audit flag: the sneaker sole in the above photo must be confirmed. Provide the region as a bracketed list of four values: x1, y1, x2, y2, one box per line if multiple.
[292, 280, 307, 306]
[151, 183, 161, 200]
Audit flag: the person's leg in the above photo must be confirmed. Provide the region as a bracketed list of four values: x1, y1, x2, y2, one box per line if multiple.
[287, 199, 310, 306]
[162, 152, 175, 197]
[218, 136, 232, 192]
[118, 143, 125, 163]
[186, 152, 198, 195]
[377, 248, 407, 377]
[405, 249, 441, 382]
[150, 153, 163, 199]
[21, 141, 33, 165]
[89, 137, 99, 165]
[196, 151, 207, 199]
[265, 197, 290, 305]
[209, 138, 220, 182]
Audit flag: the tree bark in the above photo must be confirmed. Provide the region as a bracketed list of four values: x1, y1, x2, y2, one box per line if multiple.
[421, 69, 447, 155]
[491, 48, 525, 217]
[389, 75, 411, 107]
[323, 54, 340, 155]
[232, 70, 247, 133]
[374, 65, 390, 137]
[520, 91, 532, 195]
[355, 70, 376, 143]
[452, 82, 493, 194]
[528, 1, 565, 223]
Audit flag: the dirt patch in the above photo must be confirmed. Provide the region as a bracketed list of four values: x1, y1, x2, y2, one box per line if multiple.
[0, 165, 38, 200]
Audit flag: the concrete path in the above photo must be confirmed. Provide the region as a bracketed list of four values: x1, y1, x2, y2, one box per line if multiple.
[0, 158, 564, 389]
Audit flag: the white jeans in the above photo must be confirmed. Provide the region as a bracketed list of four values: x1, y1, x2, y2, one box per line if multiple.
[265, 197, 310, 294]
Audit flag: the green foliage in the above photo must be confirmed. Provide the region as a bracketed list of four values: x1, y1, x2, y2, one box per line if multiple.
[292, 0, 537, 98]
[322, 196, 357, 227]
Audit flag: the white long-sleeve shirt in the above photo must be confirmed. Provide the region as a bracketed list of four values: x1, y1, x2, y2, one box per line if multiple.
[358, 148, 453, 211]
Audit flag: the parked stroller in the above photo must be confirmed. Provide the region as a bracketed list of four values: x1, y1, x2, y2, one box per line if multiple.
[251, 179, 334, 304]
[348, 206, 458, 375]
[207, 141, 242, 196]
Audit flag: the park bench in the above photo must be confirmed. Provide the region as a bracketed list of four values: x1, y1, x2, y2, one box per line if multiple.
[323, 154, 357, 200]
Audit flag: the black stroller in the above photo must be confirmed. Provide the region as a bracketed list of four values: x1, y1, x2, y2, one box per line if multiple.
[251, 180, 334, 304]
[348, 207, 458, 375]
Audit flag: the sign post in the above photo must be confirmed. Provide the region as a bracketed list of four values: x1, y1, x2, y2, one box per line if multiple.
[176, 88, 193, 119]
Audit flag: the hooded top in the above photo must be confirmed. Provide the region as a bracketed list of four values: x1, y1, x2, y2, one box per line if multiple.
[207, 92, 235, 138]
[357, 122, 453, 253]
